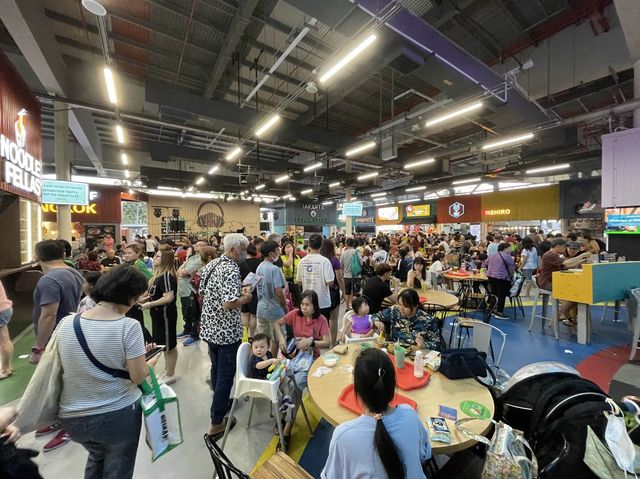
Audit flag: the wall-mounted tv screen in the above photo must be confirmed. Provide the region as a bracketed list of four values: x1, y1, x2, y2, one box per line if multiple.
[605, 207, 640, 234]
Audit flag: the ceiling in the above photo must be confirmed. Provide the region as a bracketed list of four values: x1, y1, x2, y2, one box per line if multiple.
[0, 0, 635, 205]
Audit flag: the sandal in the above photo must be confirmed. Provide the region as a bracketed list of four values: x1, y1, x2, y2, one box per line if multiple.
[560, 317, 577, 327]
[208, 416, 237, 441]
[0, 371, 12, 380]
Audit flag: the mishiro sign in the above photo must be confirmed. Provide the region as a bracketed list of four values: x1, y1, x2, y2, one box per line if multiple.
[484, 208, 511, 216]
[1, 109, 42, 196]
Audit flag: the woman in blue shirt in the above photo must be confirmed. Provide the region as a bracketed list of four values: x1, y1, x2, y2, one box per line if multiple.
[322, 348, 431, 478]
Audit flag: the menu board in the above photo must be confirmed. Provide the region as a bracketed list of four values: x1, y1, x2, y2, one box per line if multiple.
[405, 204, 431, 218]
[377, 206, 399, 221]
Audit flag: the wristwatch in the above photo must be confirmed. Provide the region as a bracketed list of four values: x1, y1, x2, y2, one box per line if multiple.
[31, 346, 44, 354]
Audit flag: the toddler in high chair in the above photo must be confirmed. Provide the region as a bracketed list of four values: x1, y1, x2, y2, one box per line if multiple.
[250, 334, 278, 380]
[338, 297, 375, 342]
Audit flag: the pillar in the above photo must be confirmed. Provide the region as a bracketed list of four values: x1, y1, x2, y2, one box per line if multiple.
[54, 100, 72, 241]
[634, 59, 640, 128]
[345, 160, 353, 236]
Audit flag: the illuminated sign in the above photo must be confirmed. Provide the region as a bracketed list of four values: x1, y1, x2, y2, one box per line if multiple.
[377, 206, 399, 221]
[42, 203, 98, 214]
[342, 202, 363, 217]
[448, 201, 465, 219]
[1, 109, 42, 196]
[42, 180, 89, 205]
[484, 208, 511, 216]
[405, 204, 431, 218]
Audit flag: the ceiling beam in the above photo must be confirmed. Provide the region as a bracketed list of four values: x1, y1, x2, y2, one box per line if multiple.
[0, 0, 105, 175]
[204, 0, 260, 98]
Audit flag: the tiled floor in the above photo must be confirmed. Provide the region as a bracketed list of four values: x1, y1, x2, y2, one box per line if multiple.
[5, 297, 636, 478]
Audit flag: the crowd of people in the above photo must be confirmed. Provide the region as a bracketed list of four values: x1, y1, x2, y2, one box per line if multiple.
[0, 225, 607, 478]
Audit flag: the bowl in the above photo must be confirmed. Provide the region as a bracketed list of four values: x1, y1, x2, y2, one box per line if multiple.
[322, 353, 340, 367]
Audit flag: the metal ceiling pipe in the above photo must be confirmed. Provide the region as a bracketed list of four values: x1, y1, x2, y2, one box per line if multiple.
[557, 97, 640, 127]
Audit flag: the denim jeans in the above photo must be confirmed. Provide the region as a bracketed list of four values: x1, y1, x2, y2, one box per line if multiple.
[59, 402, 142, 479]
[207, 340, 240, 424]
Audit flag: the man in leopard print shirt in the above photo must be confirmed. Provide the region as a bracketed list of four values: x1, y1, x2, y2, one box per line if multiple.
[199, 234, 252, 438]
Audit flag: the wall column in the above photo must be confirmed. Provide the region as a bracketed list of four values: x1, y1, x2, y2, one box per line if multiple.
[345, 159, 353, 236]
[54, 100, 72, 241]
[634, 59, 640, 127]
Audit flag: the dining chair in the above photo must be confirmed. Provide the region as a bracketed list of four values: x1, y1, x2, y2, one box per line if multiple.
[204, 433, 249, 479]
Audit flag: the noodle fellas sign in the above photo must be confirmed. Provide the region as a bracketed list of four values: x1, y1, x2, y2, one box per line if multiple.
[1, 108, 42, 197]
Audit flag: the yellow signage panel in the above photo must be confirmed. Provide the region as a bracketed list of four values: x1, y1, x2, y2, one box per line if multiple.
[405, 204, 431, 218]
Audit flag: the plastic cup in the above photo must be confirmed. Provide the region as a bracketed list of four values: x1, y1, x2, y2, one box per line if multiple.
[394, 346, 406, 368]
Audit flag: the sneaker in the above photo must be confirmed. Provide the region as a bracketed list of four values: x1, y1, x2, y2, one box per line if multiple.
[159, 373, 176, 385]
[183, 337, 199, 346]
[176, 331, 188, 338]
[35, 423, 61, 437]
[494, 312, 509, 320]
[42, 430, 71, 452]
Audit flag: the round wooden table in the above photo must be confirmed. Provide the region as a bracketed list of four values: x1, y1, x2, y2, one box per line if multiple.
[307, 348, 495, 454]
[383, 289, 459, 309]
[442, 272, 489, 283]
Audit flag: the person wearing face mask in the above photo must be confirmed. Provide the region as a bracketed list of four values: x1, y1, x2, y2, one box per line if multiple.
[255, 241, 287, 355]
[373, 289, 443, 351]
[199, 234, 252, 440]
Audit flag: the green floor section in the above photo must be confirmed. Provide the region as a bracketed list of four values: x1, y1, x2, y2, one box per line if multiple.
[0, 304, 186, 407]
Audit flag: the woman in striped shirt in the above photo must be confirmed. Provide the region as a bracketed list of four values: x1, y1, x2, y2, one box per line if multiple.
[140, 249, 179, 385]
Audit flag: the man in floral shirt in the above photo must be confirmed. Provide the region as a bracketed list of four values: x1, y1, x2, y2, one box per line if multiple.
[373, 289, 443, 351]
[199, 234, 252, 438]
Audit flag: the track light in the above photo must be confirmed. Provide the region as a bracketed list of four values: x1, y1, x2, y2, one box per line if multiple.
[452, 177, 481, 185]
[357, 171, 379, 181]
[319, 34, 377, 84]
[115, 124, 125, 144]
[482, 132, 534, 151]
[255, 114, 281, 138]
[275, 174, 290, 183]
[425, 101, 483, 128]
[403, 158, 435, 169]
[103, 67, 118, 105]
[303, 161, 322, 172]
[525, 163, 570, 174]
[406, 185, 426, 192]
[225, 147, 243, 161]
[346, 141, 376, 158]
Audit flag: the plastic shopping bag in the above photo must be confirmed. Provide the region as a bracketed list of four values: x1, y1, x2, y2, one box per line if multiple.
[140, 367, 183, 461]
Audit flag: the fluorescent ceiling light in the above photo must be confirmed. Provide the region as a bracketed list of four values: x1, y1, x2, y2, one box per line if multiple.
[329, 181, 340, 188]
[426, 101, 483, 127]
[255, 114, 281, 138]
[158, 186, 180, 191]
[373, 197, 388, 202]
[300, 188, 313, 195]
[288, 196, 296, 201]
[275, 174, 290, 183]
[399, 198, 420, 204]
[346, 141, 376, 158]
[499, 182, 552, 191]
[282, 194, 292, 199]
[225, 147, 243, 161]
[498, 182, 529, 188]
[103, 67, 117, 104]
[375, 202, 390, 206]
[406, 185, 426, 192]
[124, 170, 130, 178]
[322, 201, 333, 205]
[208, 165, 219, 174]
[525, 163, 570, 174]
[255, 184, 266, 191]
[370, 192, 386, 197]
[115, 124, 125, 144]
[303, 161, 322, 172]
[319, 34, 377, 84]
[452, 177, 481, 185]
[482, 132, 534, 150]
[196, 176, 205, 185]
[121, 153, 128, 165]
[357, 171, 379, 181]
[404, 158, 435, 169]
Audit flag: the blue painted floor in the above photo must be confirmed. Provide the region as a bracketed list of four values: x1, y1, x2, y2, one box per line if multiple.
[442, 301, 632, 374]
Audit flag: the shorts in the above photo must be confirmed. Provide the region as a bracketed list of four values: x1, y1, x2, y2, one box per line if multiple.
[0, 308, 12, 327]
[344, 277, 361, 295]
[255, 317, 277, 339]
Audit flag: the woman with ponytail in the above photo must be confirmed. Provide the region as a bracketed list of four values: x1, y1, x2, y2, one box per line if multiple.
[321, 348, 431, 478]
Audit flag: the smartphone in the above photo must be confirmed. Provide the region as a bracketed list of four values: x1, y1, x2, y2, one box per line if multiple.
[145, 345, 165, 360]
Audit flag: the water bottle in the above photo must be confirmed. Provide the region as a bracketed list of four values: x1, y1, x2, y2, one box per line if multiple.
[414, 350, 424, 378]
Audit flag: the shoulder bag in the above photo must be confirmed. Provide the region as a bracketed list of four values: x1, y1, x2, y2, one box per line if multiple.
[456, 418, 538, 479]
[439, 347, 496, 387]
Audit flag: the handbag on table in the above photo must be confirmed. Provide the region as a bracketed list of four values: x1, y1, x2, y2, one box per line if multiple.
[439, 348, 497, 387]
